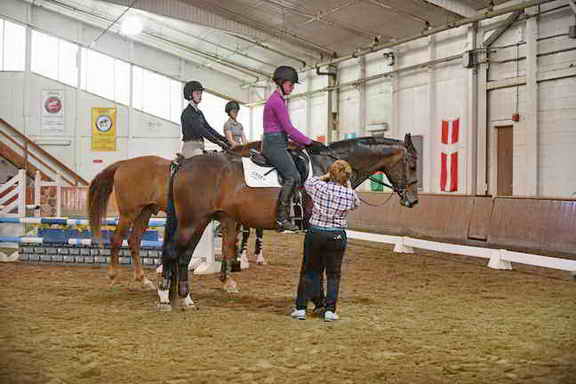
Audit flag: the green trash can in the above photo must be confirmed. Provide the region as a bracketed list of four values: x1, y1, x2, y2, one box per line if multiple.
[370, 172, 384, 192]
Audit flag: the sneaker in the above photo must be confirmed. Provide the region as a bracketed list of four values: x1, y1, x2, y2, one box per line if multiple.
[324, 311, 339, 322]
[290, 309, 306, 320]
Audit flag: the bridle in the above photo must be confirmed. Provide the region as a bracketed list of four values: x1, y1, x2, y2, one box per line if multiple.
[315, 146, 417, 207]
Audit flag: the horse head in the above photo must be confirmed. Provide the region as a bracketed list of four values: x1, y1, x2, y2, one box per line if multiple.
[390, 134, 418, 208]
[326, 134, 419, 208]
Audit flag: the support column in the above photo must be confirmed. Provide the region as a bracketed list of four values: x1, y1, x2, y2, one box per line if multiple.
[327, 65, 338, 143]
[466, 23, 479, 195]
[427, 35, 437, 193]
[358, 56, 367, 138]
[73, 25, 82, 176]
[305, 71, 312, 138]
[391, 48, 400, 139]
[525, 9, 539, 196]
[23, 5, 33, 138]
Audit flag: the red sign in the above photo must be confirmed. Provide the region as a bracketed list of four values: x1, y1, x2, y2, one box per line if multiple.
[440, 119, 459, 192]
[44, 96, 62, 114]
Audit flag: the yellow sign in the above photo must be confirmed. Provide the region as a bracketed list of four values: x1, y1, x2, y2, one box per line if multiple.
[91, 107, 117, 151]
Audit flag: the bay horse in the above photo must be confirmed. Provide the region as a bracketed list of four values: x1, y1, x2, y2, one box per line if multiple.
[87, 146, 265, 289]
[158, 134, 419, 310]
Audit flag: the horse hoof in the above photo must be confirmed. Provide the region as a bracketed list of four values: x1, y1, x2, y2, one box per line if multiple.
[157, 303, 172, 312]
[181, 295, 198, 310]
[142, 279, 156, 290]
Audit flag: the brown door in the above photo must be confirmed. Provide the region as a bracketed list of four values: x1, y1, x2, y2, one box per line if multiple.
[496, 126, 513, 196]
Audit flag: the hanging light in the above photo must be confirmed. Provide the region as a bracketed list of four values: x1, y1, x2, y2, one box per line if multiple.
[120, 16, 143, 36]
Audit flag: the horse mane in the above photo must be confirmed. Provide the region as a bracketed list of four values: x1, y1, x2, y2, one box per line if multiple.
[328, 136, 402, 150]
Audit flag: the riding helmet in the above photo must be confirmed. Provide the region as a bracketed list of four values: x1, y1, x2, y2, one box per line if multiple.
[225, 101, 240, 114]
[272, 66, 299, 87]
[183, 81, 204, 100]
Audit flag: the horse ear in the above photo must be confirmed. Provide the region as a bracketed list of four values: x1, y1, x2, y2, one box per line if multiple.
[404, 133, 416, 154]
[404, 133, 412, 146]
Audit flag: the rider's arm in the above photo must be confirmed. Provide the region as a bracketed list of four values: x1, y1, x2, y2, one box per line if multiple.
[199, 112, 230, 148]
[225, 129, 237, 146]
[271, 96, 312, 146]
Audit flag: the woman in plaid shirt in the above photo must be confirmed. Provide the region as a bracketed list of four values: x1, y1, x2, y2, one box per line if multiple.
[291, 160, 360, 322]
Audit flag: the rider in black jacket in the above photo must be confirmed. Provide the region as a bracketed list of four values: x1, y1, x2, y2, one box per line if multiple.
[181, 81, 231, 158]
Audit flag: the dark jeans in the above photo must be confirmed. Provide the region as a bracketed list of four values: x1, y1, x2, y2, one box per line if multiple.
[295, 227, 347, 312]
[262, 132, 301, 184]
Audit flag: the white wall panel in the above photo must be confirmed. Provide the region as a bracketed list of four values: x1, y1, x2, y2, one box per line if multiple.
[287, 97, 306, 136]
[309, 94, 327, 140]
[538, 78, 576, 197]
[0, 72, 25, 130]
[77, 137, 128, 181]
[338, 88, 359, 139]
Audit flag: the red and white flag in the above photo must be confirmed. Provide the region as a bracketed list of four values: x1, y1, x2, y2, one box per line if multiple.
[440, 119, 459, 192]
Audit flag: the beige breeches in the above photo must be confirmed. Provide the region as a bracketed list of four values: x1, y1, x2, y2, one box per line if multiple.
[181, 140, 204, 159]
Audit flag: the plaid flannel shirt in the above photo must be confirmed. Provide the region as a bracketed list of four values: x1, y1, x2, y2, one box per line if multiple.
[304, 177, 360, 229]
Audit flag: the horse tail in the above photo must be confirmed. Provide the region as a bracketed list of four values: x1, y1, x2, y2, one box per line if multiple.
[161, 164, 179, 261]
[87, 161, 122, 243]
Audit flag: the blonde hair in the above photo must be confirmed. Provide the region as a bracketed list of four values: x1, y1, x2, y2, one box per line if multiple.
[329, 160, 352, 186]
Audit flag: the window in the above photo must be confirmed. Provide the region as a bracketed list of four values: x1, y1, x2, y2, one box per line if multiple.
[0, 19, 25, 71]
[81, 48, 129, 104]
[31, 31, 78, 86]
[133, 66, 182, 123]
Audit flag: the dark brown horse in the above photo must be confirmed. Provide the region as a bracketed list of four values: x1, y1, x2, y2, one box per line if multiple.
[158, 135, 419, 310]
[87, 146, 264, 289]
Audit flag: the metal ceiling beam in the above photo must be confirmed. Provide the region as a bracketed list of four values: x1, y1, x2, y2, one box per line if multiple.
[263, 0, 385, 40]
[482, 10, 522, 47]
[229, 33, 310, 68]
[190, 0, 336, 57]
[368, 0, 430, 26]
[313, 0, 558, 68]
[423, 0, 478, 18]
[29, 0, 263, 81]
[150, 20, 278, 69]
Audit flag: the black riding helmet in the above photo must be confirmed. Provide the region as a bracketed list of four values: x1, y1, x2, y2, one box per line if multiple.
[272, 66, 299, 87]
[183, 81, 204, 101]
[225, 101, 240, 114]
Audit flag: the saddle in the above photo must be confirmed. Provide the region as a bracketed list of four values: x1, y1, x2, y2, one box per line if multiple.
[247, 149, 311, 231]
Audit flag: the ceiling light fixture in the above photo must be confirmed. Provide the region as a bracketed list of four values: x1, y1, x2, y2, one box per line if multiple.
[121, 16, 143, 36]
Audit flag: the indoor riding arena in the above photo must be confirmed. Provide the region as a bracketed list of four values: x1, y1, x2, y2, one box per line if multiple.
[1, 1, 575, 383]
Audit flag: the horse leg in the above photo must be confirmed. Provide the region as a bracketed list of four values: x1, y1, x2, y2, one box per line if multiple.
[254, 228, 266, 265]
[220, 217, 240, 293]
[174, 219, 210, 310]
[128, 208, 155, 290]
[108, 215, 131, 286]
[239, 225, 250, 270]
[158, 230, 177, 311]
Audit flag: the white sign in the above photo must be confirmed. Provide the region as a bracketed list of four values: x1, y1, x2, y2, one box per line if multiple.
[41, 90, 64, 133]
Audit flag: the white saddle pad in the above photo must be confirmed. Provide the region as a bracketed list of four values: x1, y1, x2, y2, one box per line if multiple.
[241, 158, 281, 188]
[241, 154, 313, 188]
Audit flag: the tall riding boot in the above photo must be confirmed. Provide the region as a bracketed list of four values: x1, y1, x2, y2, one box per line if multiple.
[276, 180, 300, 233]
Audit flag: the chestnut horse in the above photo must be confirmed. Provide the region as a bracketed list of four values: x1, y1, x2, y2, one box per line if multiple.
[88, 156, 170, 289]
[87, 146, 263, 289]
[158, 134, 419, 310]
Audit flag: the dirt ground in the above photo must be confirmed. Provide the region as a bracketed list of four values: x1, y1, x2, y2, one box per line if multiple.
[1, 232, 575, 384]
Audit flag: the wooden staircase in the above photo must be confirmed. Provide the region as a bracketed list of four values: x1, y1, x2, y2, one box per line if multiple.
[0, 118, 88, 186]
